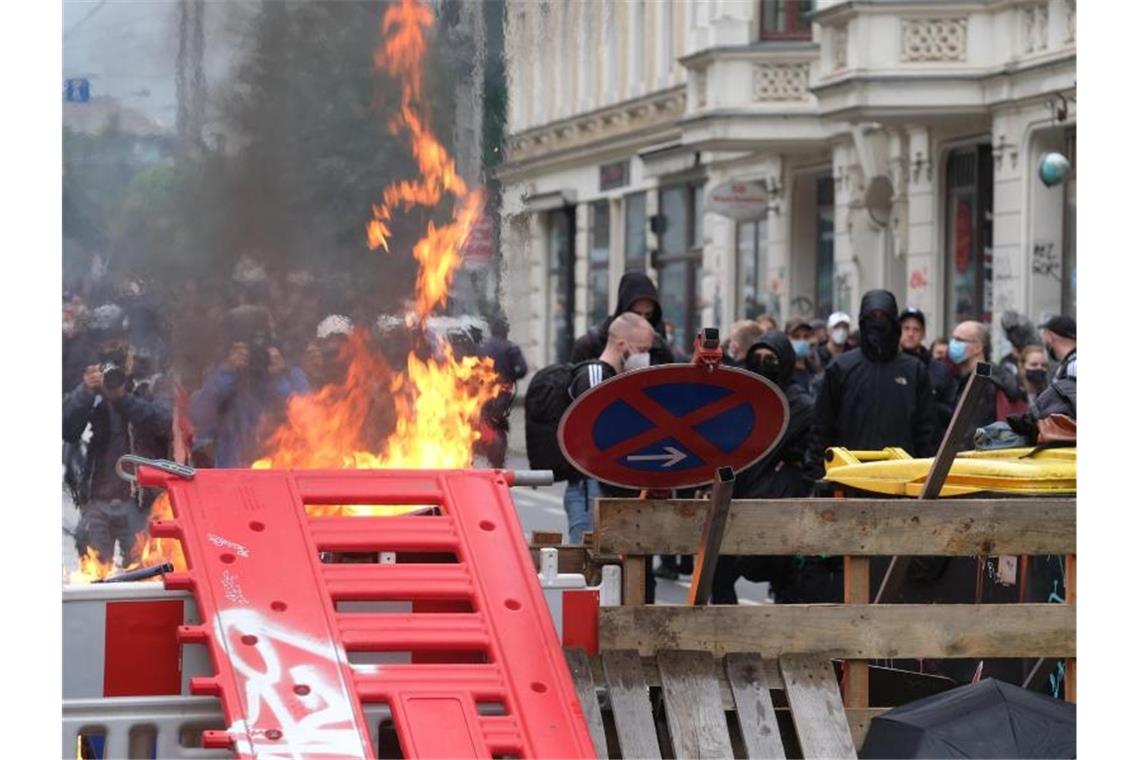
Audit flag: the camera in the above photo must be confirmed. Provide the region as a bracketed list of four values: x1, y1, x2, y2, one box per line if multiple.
[100, 363, 126, 391]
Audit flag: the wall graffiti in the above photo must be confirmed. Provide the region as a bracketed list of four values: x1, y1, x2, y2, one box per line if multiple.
[1032, 242, 1062, 281]
[908, 267, 929, 292]
[790, 295, 814, 318]
[215, 608, 369, 759]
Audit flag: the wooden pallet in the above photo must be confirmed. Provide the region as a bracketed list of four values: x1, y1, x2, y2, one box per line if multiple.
[566, 648, 865, 759]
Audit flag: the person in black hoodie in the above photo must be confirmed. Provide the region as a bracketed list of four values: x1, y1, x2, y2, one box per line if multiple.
[711, 331, 823, 603]
[571, 271, 676, 366]
[807, 290, 938, 478]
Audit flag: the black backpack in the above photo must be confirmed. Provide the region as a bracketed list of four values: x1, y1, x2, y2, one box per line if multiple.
[524, 362, 582, 482]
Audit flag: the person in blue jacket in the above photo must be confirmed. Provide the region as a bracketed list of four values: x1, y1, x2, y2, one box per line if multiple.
[189, 305, 309, 468]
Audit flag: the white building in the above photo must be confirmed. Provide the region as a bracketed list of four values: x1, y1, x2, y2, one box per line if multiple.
[498, 0, 1076, 373]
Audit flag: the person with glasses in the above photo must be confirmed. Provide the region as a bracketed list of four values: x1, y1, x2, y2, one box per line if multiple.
[945, 320, 1027, 449]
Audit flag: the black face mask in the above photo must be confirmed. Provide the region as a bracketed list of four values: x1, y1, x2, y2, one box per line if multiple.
[861, 315, 898, 361]
[1025, 368, 1048, 389]
[97, 346, 128, 368]
[746, 354, 781, 384]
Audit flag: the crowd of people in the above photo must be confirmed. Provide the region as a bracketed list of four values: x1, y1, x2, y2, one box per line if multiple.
[544, 272, 1077, 604]
[61, 264, 528, 567]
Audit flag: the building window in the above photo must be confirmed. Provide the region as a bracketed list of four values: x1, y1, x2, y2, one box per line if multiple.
[737, 218, 769, 319]
[624, 191, 647, 271]
[547, 206, 576, 363]
[588, 201, 610, 326]
[944, 145, 994, 327]
[815, 175, 834, 318]
[657, 182, 704, 351]
[759, 1, 814, 41]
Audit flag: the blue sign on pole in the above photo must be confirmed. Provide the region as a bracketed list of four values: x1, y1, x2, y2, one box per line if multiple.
[64, 78, 91, 103]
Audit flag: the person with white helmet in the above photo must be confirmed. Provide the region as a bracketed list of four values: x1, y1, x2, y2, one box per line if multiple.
[309, 314, 354, 389]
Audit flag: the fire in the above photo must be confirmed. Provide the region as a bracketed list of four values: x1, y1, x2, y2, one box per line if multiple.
[367, 0, 484, 319]
[256, 0, 503, 509]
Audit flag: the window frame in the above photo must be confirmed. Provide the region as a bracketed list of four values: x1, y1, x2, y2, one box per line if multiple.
[758, 1, 814, 42]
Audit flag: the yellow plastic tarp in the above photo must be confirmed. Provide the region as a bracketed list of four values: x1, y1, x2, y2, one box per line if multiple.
[822, 446, 1076, 497]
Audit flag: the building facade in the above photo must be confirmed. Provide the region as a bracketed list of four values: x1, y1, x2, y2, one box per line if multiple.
[498, 0, 1076, 377]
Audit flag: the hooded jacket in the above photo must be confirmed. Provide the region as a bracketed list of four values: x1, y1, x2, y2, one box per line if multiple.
[732, 332, 814, 499]
[807, 291, 938, 476]
[570, 272, 675, 366]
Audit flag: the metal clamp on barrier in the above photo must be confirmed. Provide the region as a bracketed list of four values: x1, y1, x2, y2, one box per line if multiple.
[116, 455, 197, 484]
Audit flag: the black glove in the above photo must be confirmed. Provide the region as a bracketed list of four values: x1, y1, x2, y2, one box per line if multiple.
[1006, 413, 1039, 443]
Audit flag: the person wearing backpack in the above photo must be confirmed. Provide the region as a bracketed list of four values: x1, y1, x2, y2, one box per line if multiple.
[525, 313, 655, 544]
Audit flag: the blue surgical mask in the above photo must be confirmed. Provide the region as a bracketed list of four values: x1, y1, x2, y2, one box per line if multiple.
[948, 338, 969, 364]
[792, 339, 811, 359]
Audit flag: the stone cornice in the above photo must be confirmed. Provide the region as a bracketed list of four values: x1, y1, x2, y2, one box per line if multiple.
[503, 86, 686, 168]
[678, 41, 820, 69]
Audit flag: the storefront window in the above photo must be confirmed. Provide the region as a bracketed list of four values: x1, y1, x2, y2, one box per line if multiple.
[737, 218, 769, 319]
[547, 206, 575, 363]
[657, 182, 704, 350]
[816, 175, 834, 318]
[624, 191, 647, 271]
[588, 201, 610, 326]
[944, 145, 994, 326]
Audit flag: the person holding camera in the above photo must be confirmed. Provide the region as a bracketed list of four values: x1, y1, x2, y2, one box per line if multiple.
[188, 305, 310, 468]
[62, 304, 174, 565]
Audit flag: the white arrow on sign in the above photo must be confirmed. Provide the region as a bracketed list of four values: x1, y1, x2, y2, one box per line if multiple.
[626, 446, 687, 468]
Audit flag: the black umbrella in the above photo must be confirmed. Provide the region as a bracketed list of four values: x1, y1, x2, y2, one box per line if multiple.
[860, 678, 1076, 759]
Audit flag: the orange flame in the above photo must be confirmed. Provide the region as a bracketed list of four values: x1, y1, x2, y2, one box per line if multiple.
[367, 0, 484, 319]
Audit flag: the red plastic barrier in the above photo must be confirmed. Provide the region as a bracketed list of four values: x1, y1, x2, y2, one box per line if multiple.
[139, 465, 595, 759]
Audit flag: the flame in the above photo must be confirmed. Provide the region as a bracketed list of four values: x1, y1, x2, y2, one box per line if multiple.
[367, 0, 484, 319]
[256, 0, 503, 511]
[66, 493, 187, 583]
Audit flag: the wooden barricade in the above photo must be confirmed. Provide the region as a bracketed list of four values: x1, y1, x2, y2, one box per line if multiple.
[589, 496, 1076, 756]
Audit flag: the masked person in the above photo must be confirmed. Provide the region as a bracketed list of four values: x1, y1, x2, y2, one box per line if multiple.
[1018, 345, 1050, 407]
[561, 313, 656, 547]
[785, 319, 820, 397]
[711, 331, 823, 604]
[815, 311, 852, 368]
[944, 320, 1027, 448]
[188, 305, 310, 468]
[571, 272, 675, 366]
[808, 290, 938, 479]
[899, 308, 958, 441]
[1031, 315, 1077, 421]
[63, 304, 173, 565]
[726, 320, 765, 366]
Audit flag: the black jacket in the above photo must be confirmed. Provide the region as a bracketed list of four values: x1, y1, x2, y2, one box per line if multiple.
[904, 345, 958, 441]
[808, 291, 938, 476]
[733, 332, 814, 499]
[571, 272, 675, 366]
[949, 360, 1027, 449]
[63, 376, 173, 504]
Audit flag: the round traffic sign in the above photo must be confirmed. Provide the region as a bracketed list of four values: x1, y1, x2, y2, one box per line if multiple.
[557, 363, 790, 490]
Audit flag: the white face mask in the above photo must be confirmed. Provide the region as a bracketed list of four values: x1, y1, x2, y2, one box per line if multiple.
[624, 351, 651, 371]
[830, 328, 849, 345]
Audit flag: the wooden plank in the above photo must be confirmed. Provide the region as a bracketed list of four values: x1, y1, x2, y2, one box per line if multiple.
[724, 653, 785, 759]
[595, 498, 1075, 556]
[600, 650, 662, 760]
[623, 556, 646, 605]
[843, 556, 870, 708]
[657, 650, 734, 760]
[780, 655, 857, 760]
[531, 531, 565, 546]
[1065, 554, 1076, 703]
[564, 648, 607, 757]
[599, 604, 1076, 659]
